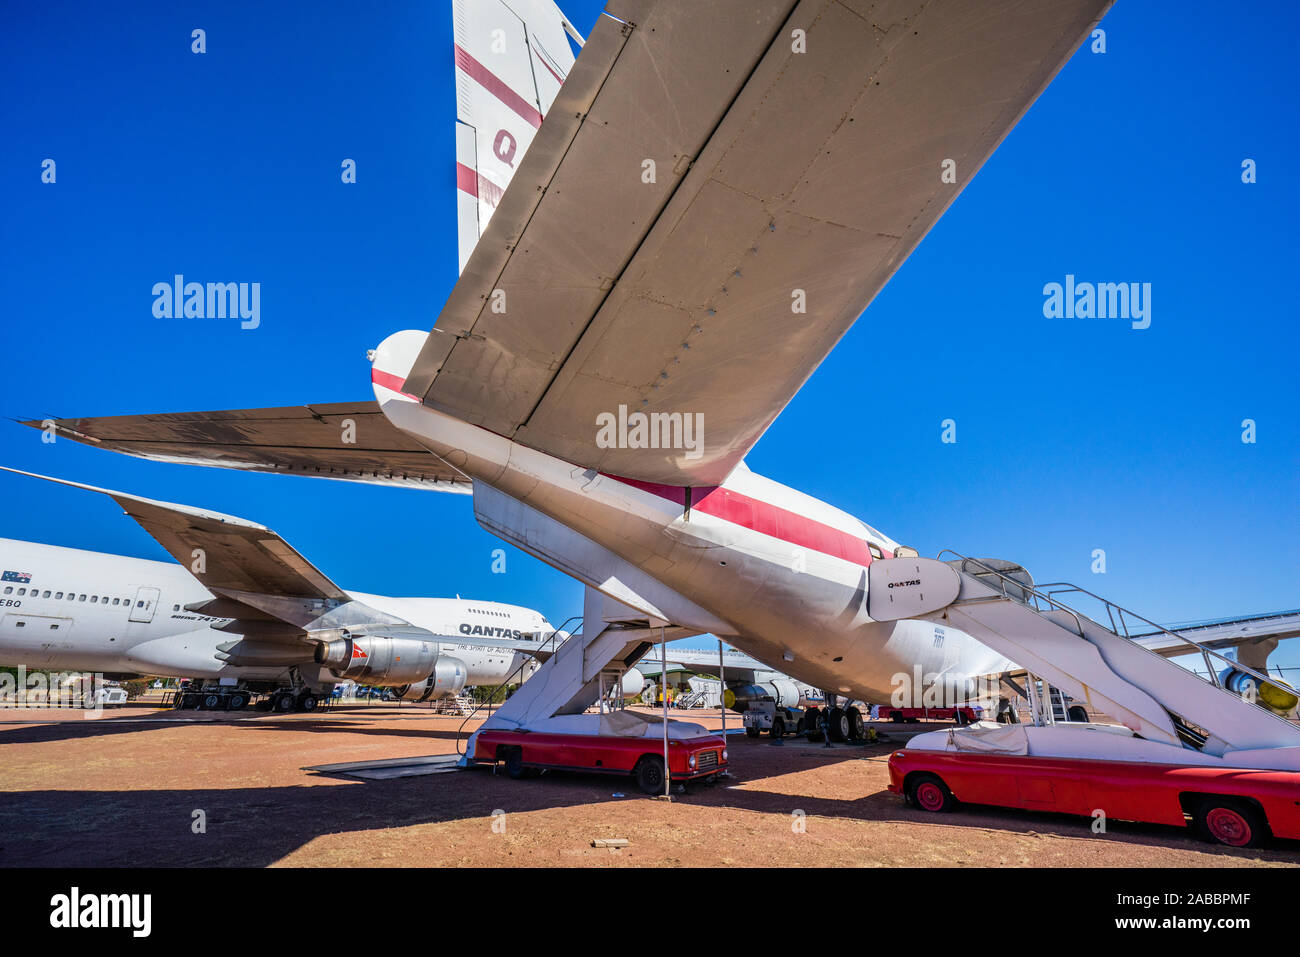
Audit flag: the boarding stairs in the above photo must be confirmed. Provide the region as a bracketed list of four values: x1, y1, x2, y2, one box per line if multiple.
[433, 693, 477, 716]
[456, 588, 700, 764]
[925, 552, 1300, 765]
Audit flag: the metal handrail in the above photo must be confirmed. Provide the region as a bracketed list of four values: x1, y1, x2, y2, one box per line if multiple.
[936, 550, 1299, 725]
[453, 615, 582, 756]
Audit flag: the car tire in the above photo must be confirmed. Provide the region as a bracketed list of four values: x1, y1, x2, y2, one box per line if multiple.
[504, 747, 526, 780]
[634, 755, 666, 795]
[906, 773, 956, 813]
[1195, 798, 1269, 848]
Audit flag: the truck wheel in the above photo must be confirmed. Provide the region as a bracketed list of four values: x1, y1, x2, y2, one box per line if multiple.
[795, 717, 807, 735]
[1195, 799, 1268, 848]
[745, 725, 760, 738]
[504, 747, 527, 780]
[845, 707, 864, 741]
[634, 755, 666, 795]
[770, 717, 785, 739]
[890, 710, 904, 723]
[804, 706, 823, 742]
[906, 773, 956, 813]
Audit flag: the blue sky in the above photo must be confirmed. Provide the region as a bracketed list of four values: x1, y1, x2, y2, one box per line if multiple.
[1, 2, 1297, 671]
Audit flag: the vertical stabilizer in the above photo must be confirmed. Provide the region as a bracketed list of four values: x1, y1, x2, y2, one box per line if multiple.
[452, 0, 580, 273]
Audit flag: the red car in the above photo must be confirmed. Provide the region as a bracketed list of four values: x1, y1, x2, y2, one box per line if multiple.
[474, 715, 727, 794]
[889, 745, 1300, 847]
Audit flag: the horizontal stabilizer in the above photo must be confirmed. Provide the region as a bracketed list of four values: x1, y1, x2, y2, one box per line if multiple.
[23, 403, 472, 493]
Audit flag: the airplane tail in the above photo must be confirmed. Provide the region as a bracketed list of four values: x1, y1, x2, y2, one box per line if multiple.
[453, 0, 582, 273]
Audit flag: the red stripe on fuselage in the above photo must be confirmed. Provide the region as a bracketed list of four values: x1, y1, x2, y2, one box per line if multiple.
[371, 368, 421, 402]
[454, 44, 543, 129]
[608, 476, 874, 567]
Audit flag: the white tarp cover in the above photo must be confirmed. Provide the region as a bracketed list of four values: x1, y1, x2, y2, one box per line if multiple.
[946, 722, 1029, 755]
[530, 711, 710, 739]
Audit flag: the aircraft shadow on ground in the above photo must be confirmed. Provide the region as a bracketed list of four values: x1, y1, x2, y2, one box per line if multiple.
[2, 748, 1296, 867]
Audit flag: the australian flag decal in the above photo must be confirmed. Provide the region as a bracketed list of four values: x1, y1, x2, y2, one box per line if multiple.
[2, 571, 32, 584]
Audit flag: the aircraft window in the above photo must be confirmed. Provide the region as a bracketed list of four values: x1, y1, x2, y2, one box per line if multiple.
[173, 604, 179, 611]
[112, 598, 119, 605]
[2, 587, 9, 594]
[55, 592, 63, 599]
[137, 600, 144, 607]
[78, 595, 86, 601]
[868, 544, 883, 560]
[15, 621, 24, 628]
[42, 590, 50, 598]
[91, 596, 99, 603]
[50, 623, 58, 629]
[16, 588, 25, 596]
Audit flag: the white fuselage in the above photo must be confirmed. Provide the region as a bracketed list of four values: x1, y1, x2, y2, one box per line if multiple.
[377, 390, 1016, 706]
[0, 538, 550, 690]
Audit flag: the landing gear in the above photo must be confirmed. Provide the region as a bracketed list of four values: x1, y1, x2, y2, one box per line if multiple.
[227, 692, 248, 711]
[845, 706, 864, 741]
[272, 691, 297, 713]
[826, 706, 848, 742]
[804, 706, 824, 742]
[297, 692, 320, 713]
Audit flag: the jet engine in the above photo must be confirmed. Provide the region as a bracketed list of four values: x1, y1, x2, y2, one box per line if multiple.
[314, 633, 438, 686]
[1218, 667, 1299, 714]
[394, 657, 469, 702]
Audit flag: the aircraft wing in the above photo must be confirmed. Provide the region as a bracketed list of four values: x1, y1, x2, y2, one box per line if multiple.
[0, 466, 349, 603]
[634, 645, 776, 684]
[23, 403, 471, 493]
[404, 0, 1114, 486]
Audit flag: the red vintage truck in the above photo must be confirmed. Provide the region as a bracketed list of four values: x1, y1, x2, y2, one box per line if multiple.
[472, 712, 728, 794]
[888, 722, 1300, 847]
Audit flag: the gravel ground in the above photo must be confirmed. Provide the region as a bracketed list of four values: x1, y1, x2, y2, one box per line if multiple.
[1, 703, 1296, 868]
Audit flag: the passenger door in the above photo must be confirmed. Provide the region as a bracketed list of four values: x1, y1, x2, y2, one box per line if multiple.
[128, 586, 161, 623]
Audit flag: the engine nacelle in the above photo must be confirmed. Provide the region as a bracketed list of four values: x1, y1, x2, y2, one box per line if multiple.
[1219, 667, 1299, 714]
[394, 657, 469, 702]
[314, 634, 438, 686]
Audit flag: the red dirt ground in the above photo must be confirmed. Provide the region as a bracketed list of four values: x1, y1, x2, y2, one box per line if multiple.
[1, 702, 1296, 868]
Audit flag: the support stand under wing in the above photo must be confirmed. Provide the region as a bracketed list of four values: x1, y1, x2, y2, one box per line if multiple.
[460, 588, 698, 765]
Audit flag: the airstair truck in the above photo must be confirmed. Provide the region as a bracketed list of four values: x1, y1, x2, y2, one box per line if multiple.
[881, 555, 1300, 847]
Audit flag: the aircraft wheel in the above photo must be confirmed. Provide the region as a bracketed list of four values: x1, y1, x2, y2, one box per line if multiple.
[770, 717, 785, 739]
[845, 707, 864, 741]
[634, 755, 666, 795]
[1196, 798, 1269, 848]
[203, 693, 222, 711]
[906, 773, 956, 813]
[827, 706, 847, 742]
[804, 706, 823, 742]
[227, 692, 248, 711]
[273, 692, 296, 713]
[297, 693, 319, 713]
